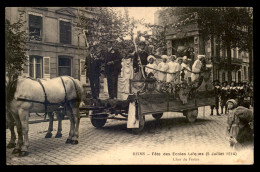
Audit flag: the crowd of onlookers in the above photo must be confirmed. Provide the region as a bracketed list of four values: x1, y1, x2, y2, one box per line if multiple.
[210, 80, 254, 116]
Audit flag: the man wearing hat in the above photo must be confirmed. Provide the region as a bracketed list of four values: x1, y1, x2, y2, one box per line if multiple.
[191, 55, 205, 82]
[220, 81, 228, 114]
[133, 41, 148, 75]
[210, 79, 221, 116]
[103, 40, 122, 99]
[85, 44, 102, 99]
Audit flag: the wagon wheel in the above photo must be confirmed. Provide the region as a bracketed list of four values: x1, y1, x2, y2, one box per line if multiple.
[183, 108, 198, 123]
[152, 113, 163, 120]
[90, 113, 107, 128]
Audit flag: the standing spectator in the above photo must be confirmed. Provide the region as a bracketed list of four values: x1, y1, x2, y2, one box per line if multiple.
[227, 103, 254, 150]
[157, 55, 169, 82]
[210, 80, 221, 116]
[248, 82, 254, 107]
[104, 40, 122, 99]
[226, 99, 239, 147]
[229, 81, 237, 100]
[85, 45, 102, 99]
[220, 81, 228, 115]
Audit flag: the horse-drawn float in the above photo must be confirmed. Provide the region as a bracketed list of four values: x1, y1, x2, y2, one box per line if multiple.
[85, 66, 216, 134]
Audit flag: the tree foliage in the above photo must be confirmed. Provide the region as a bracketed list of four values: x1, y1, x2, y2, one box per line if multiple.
[78, 7, 136, 58]
[157, 7, 253, 82]
[5, 12, 28, 102]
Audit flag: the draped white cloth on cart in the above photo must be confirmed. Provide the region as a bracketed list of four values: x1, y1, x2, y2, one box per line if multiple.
[119, 58, 134, 94]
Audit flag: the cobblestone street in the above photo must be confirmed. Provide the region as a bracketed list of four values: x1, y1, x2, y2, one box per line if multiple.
[6, 105, 254, 165]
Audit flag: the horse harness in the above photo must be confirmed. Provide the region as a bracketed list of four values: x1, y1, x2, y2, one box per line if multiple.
[16, 76, 80, 115]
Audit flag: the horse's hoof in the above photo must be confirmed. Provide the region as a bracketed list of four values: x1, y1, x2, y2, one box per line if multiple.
[45, 133, 52, 138]
[71, 140, 78, 145]
[18, 151, 29, 157]
[7, 143, 16, 149]
[65, 139, 72, 144]
[55, 133, 62, 138]
[12, 149, 21, 154]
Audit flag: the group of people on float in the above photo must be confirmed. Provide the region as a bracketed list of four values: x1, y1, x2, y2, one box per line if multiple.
[143, 54, 207, 83]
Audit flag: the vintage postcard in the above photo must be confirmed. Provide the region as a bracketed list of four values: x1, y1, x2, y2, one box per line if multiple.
[5, 7, 254, 165]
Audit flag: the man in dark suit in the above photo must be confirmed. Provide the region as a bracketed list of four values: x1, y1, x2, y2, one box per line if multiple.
[133, 41, 148, 75]
[103, 40, 122, 99]
[85, 45, 102, 99]
[210, 80, 221, 116]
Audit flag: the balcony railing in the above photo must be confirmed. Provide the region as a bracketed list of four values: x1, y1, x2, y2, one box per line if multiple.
[212, 56, 243, 65]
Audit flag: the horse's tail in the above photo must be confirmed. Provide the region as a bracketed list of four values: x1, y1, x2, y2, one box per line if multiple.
[69, 77, 85, 105]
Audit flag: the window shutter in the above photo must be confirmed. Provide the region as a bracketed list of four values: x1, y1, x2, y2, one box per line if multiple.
[43, 57, 50, 79]
[60, 21, 64, 43]
[80, 59, 86, 76]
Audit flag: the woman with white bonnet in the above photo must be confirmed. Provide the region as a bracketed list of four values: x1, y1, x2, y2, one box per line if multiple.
[145, 55, 158, 78]
[191, 54, 205, 82]
[157, 55, 169, 81]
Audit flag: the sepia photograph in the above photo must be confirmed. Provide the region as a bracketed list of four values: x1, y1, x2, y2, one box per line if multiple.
[5, 7, 254, 165]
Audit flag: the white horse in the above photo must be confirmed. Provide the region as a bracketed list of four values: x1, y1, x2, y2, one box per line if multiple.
[6, 76, 84, 156]
[45, 100, 86, 139]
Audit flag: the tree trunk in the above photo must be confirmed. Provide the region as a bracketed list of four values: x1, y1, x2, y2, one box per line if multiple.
[216, 35, 220, 81]
[211, 35, 216, 80]
[226, 42, 232, 83]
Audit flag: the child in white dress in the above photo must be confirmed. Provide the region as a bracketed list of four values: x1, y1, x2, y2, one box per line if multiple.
[157, 55, 169, 82]
[167, 56, 182, 83]
[145, 55, 158, 78]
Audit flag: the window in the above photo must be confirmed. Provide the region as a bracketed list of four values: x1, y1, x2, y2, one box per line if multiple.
[238, 71, 241, 82]
[29, 14, 42, 41]
[233, 48, 237, 59]
[244, 66, 247, 80]
[60, 20, 71, 44]
[80, 60, 86, 76]
[58, 56, 71, 76]
[222, 72, 226, 82]
[29, 56, 43, 78]
[43, 57, 50, 79]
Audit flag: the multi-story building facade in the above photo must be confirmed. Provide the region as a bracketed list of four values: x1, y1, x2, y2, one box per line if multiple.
[154, 10, 251, 83]
[5, 7, 99, 85]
